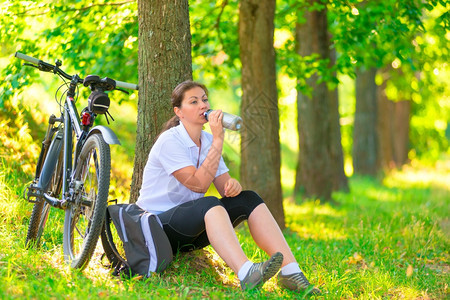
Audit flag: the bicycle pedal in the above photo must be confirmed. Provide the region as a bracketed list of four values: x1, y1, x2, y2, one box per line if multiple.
[24, 185, 41, 204]
[25, 193, 39, 204]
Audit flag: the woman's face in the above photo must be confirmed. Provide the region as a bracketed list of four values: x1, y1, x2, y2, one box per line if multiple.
[176, 86, 210, 125]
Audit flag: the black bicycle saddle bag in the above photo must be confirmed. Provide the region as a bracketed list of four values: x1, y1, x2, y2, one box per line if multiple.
[88, 91, 110, 114]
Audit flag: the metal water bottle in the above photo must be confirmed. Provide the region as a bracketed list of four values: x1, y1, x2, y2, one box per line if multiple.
[204, 109, 243, 131]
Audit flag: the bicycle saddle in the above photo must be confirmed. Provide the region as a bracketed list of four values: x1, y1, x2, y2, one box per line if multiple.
[83, 75, 116, 91]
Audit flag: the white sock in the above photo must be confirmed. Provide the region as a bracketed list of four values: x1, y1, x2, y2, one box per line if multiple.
[237, 260, 253, 281]
[281, 262, 302, 276]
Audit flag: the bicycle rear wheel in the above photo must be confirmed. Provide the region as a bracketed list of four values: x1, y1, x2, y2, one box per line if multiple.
[25, 133, 64, 248]
[100, 208, 127, 271]
[63, 133, 110, 269]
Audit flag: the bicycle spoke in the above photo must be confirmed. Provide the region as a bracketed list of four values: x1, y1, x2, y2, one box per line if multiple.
[93, 150, 100, 180]
[75, 223, 86, 239]
[64, 137, 105, 268]
[81, 152, 93, 180]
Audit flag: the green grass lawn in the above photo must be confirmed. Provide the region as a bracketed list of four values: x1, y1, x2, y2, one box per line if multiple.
[0, 102, 448, 299]
[1, 156, 449, 299]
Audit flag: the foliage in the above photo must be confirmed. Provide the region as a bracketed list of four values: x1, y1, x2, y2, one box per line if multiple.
[1, 1, 138, 107]
[275, 0, 449, 163]
[1, 0, 448, 165]
[0, 0, 240, 102]
[330, 0, 450, 161]
[189, 0, 241, 87]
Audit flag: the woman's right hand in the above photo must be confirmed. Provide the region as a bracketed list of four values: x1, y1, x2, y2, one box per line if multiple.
[173, 109, 225, 194]
[208, 109, 224, 139]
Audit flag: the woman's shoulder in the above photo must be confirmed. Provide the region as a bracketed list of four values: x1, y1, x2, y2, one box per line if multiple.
[157, 126, 176, 140]
[154, 126, 187, 150]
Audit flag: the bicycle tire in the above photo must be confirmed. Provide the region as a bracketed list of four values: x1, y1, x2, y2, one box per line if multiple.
[25, 132, 64, 248]
[100, 208, 126, 270]
[63, 133, 110, 269]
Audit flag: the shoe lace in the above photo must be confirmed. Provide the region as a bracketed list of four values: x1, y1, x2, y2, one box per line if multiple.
[248, 262, 263, 276]
[289, 272, 311, 288]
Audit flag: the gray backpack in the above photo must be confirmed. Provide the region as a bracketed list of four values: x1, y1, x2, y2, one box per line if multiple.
[104, 203, 173, 277]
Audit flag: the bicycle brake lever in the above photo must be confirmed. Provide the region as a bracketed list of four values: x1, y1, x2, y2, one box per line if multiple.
[23, 63, 39, 69]
[24, 62, 53, 73]
[115, 88, 130, 95]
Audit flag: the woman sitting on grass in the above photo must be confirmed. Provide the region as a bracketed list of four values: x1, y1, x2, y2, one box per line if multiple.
[136, 80, 320, 294]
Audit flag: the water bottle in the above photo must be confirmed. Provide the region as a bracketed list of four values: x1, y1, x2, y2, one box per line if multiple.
[204, 109, 243, 131]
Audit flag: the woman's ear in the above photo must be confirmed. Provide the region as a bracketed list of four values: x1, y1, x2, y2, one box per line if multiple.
[174, 106, 183, 119]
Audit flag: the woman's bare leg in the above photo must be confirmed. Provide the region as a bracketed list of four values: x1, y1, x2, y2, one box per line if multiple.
[247, 203, 297, 267]
[204, 205, 248, 273]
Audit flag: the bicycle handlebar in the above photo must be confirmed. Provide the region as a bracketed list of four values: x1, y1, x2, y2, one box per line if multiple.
[115, 80, 139, 91]
[15, 52, 40, 65]
[14, 51, 139, 91]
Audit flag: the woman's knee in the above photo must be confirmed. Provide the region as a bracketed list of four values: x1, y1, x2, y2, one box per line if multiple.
[201, 196, 225, 215]
[221, 190, 265, 222]
[240, 190, 265, 208]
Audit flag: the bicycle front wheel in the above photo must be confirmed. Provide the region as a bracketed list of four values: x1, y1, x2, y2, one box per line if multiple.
[63, 133, 110, 269]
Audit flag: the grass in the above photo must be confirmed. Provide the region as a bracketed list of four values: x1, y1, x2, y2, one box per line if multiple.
[0, 100, 449, 299]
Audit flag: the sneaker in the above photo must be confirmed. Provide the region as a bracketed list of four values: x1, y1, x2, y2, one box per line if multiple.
[240, 252, 284, 290]
[278, 272, 321, 295]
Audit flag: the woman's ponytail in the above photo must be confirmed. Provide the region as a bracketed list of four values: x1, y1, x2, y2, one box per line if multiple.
[161, 115, 180, 133]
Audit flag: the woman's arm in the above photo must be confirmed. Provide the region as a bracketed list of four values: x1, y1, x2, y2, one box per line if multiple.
[214, 173, 242, 198]
[172, 110, 224, 193]
[172, 137, 223, 193]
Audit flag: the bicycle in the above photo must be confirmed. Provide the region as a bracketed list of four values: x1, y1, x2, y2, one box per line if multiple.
[15, 52, 138, 269]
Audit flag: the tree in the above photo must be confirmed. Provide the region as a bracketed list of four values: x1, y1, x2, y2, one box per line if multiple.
[353, 67, 378, 175]
[330, 0, 449, 174]
[239, 0, 285, 228]
[328, 46, 349, 192]
[294, 0, 346, 200]
[129, 0, 192, 202]
[377, 67, 411, 169]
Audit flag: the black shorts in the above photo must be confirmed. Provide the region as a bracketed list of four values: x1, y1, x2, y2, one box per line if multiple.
[157, 190, 264, 253]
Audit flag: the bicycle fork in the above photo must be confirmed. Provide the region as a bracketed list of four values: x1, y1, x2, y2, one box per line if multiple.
[25, 115, 65, 208]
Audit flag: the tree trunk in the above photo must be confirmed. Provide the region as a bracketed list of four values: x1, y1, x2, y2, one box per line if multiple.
[239, 0, 285, 229]
[130, 0, 192, 203]
[329, 46, 349, 192]
[377, 75, 396, 169]
[294, 1, 337, 200]
[393, 100, 410, 166]
[377, 68, 411, 169]
[353, 67, 378, 176]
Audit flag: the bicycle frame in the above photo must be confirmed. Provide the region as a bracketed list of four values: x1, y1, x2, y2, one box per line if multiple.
[38, 74, 121, 209]
[18, 51, 138, 269]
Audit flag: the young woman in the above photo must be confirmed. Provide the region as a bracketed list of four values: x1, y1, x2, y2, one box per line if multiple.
[136, 81, 319, 294]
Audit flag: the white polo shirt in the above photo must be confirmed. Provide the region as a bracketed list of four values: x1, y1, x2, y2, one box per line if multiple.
[136, 122, 229, 214]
